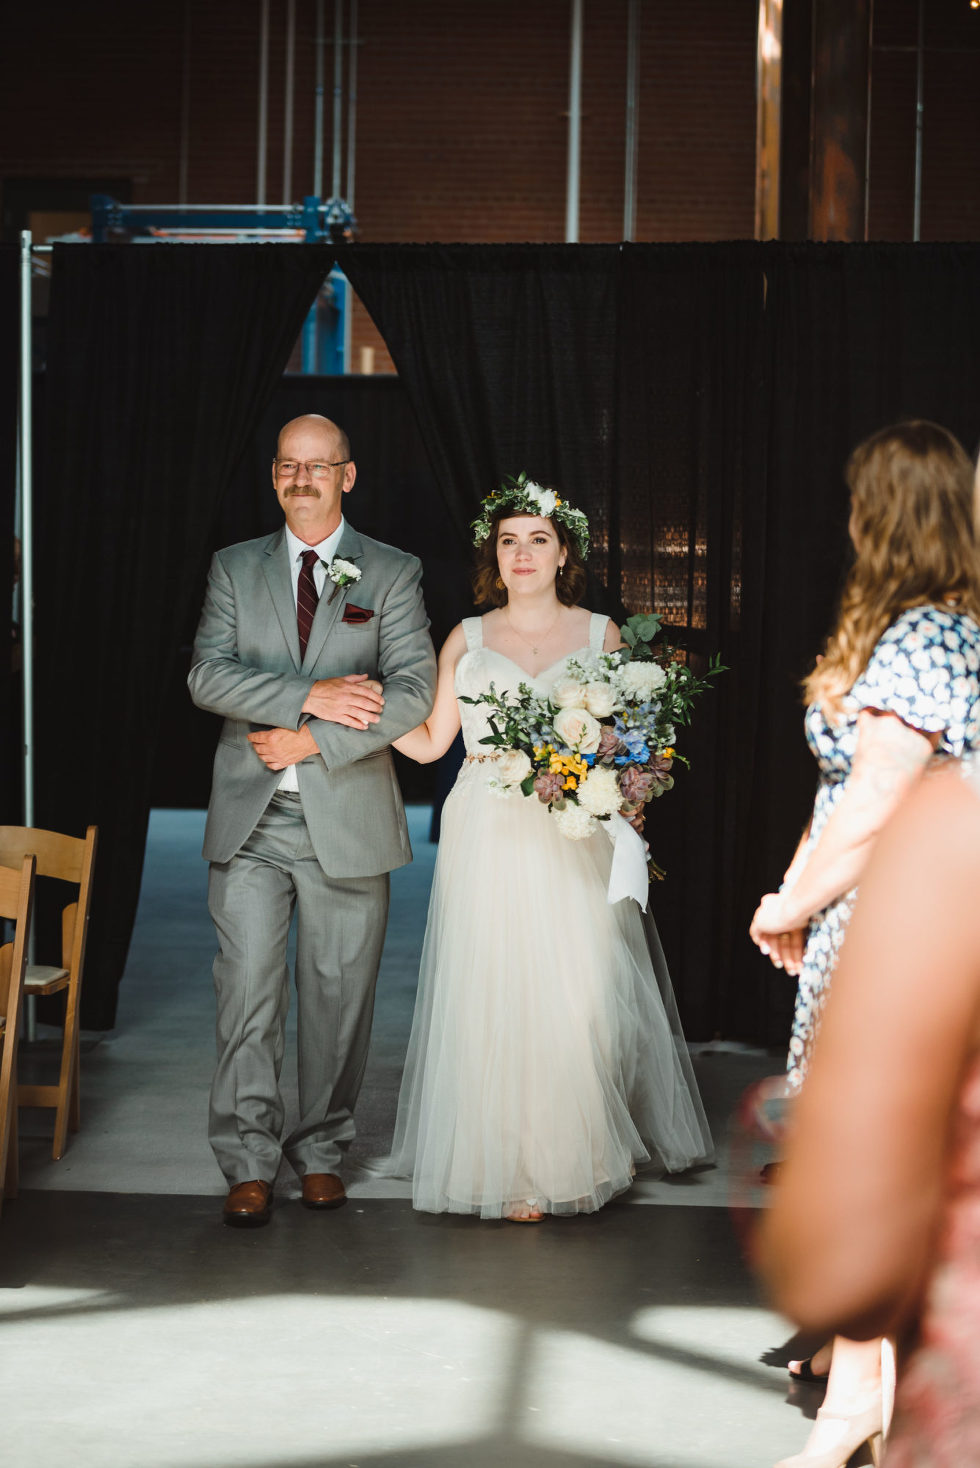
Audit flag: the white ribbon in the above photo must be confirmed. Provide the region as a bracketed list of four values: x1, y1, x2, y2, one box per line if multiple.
[603, 811, 649, 910]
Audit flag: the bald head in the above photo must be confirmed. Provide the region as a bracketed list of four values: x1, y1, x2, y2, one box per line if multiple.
[272, 414, 356, 544]
[276, 414, 350, 462]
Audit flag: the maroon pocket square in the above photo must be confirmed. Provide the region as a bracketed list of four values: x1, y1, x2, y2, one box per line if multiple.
[342, 603, 374, 625]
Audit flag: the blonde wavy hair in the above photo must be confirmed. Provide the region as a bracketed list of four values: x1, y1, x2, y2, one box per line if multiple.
[804, 420, 980, 718]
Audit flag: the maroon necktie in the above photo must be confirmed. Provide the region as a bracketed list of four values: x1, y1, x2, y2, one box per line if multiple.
[296, 548, 320, 659]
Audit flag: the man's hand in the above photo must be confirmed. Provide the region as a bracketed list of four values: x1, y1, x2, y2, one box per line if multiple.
[248, 725, 319, 770]
[302, 674, 384, 730]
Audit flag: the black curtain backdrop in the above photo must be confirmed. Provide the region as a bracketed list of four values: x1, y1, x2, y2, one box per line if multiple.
[30, 240, 980, 1037]
[342, 245, 624, 607]
[340, 241, 980, 1043]
[37, 243, 333, 1026]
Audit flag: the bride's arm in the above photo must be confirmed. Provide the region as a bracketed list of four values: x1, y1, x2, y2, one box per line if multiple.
[392, 623, 467, 765]
[603, 620, 623, 654]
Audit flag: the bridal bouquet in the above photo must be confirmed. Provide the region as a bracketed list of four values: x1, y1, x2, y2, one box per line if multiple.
[464, 614, 724, 879]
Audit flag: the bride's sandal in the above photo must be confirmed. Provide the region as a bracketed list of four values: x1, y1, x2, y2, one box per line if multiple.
[504, 1199, 544, 1223]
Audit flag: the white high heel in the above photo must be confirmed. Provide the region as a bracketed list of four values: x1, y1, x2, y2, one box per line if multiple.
[774, 1394, 883, 1468]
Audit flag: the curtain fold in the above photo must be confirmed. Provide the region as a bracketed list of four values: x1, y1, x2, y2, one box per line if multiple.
[39, 243, 334, 1025]
[341, 243, 623, 601]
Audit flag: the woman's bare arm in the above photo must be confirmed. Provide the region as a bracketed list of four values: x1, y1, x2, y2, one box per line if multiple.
[392, 622, 467, 764]
[761, 765, 980, 1339]
[751, 710, 939, 969]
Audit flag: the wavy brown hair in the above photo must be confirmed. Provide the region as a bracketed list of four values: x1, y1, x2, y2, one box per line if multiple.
[804, 420, 980, 717]
[472, 511, 587, 609]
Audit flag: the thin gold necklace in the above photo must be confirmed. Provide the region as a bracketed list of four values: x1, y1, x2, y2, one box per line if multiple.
[504, 605, 562, 658]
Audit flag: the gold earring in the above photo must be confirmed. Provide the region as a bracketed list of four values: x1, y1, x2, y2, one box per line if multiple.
[495, 576, 505, 590]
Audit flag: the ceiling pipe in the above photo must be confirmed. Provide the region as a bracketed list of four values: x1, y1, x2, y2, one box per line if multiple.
[347, 0, 359, 209]
[566, 0, 583, 242]
[913, 0, 924, 241]
[283, 0, 296, 203]
[332, 0, 344, 200]
[178, 0, 191, 205]
[314, 0, 325, 196]
[256, 0, 269, 205]
[623, 0, 640, 240]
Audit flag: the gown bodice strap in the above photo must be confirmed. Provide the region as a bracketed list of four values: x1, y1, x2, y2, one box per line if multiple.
[461, 617, 484, 653]
[589, 612, 611, 654]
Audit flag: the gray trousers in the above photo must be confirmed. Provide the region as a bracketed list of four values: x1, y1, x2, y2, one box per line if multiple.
[207, 791, 389, 1186]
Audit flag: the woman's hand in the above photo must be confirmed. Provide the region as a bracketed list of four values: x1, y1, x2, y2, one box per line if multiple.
[750, 893, 807, 976]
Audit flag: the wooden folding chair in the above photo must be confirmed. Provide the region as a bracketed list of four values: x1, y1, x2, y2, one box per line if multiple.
[0, 855, 36, 1215]
[0, 825, 98, 1161]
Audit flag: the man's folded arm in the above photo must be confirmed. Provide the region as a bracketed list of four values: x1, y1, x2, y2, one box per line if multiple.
[187, 552, 312, 728]
[306, 557, 437, 772]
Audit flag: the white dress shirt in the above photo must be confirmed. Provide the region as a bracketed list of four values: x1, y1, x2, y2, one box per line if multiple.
[278, 518, 346, 792]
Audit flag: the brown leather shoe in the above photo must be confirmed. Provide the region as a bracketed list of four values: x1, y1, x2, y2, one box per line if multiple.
[301, 1173, 347, 1210]
[223, 1179, 272, 1228]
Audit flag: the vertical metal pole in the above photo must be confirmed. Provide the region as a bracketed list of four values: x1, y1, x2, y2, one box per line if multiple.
[314, 0, 325, 196]
[19, 233, 34, 833]
[346, 0, 358, 209]
[623, 0, 640, 240]
[283, 0, 296, 203]
[912, 0, 924, 241]
[566, 0, 583, 243]
[19, 232, 36, 1041]
[256, 0, 269, 206]
[332, 0, 344, 200]
[178, 0, 192, 205]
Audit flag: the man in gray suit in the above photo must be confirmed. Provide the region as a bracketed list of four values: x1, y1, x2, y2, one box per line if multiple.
[189, 414, 436, 1227]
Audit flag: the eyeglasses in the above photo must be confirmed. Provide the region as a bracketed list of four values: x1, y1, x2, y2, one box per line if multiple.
[274, 459, 350, 478]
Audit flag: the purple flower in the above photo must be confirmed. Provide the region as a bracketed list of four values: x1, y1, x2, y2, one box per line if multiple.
[597, 726, 626, 760]
[533, 771, 565, 804]
[618, 767, 655, 805]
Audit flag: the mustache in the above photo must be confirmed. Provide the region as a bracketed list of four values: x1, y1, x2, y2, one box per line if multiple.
[284, 486, 321, 497]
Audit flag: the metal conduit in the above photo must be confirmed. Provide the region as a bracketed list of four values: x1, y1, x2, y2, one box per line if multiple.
[566, 0, 583, 243]
[314, 0, 325, 197]
[332, 0, 344, 200]
[347, 0, 359, 210]
[623, 0, 640, 241]
[283, 0, 296, 204]
[256, 0, 270, 205]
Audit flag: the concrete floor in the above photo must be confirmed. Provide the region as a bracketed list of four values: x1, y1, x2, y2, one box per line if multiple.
[2, 810, 825, 1468]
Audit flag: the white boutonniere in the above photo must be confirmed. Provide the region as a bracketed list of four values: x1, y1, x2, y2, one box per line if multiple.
[325, 557, 362, 603]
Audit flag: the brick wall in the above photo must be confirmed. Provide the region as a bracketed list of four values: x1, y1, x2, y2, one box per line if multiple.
[869, 0, 980, 241]
[2, 0, 977, 366]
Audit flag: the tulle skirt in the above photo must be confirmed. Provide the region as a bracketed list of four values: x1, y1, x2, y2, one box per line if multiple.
[386, 761, 714, 1217]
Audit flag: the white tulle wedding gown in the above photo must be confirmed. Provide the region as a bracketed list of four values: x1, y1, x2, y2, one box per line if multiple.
[387, 613, 714, 1217]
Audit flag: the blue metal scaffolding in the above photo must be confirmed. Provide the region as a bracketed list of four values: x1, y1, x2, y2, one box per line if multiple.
[90, 194, 353, 374]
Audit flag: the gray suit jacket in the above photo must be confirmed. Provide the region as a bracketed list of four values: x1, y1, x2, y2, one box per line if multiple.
[188, 522, 437, 877]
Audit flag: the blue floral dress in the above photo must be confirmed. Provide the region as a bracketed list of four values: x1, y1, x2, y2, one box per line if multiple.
[787, 605, 980, 1090]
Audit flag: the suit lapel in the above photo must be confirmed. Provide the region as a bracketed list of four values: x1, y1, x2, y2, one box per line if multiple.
[302, 524, 367, 673]
[262, 530, 303, 670]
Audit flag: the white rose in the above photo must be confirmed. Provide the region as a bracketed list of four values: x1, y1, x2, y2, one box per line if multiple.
[577, 765, 622, 818]
[551, 676, 589, 709]
[551, 803, 599, 841]
[618, 660, 667, 700]
[553, 707, 602, 753]
[583, 681, 618, 717]
[495, 748, 533, 786]
[526, 483, 557, 516]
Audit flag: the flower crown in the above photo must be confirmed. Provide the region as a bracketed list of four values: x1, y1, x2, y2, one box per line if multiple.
[470, 472, 590, 559]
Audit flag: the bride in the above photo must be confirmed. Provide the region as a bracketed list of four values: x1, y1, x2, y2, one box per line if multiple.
[389, 478, 713, 1220]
